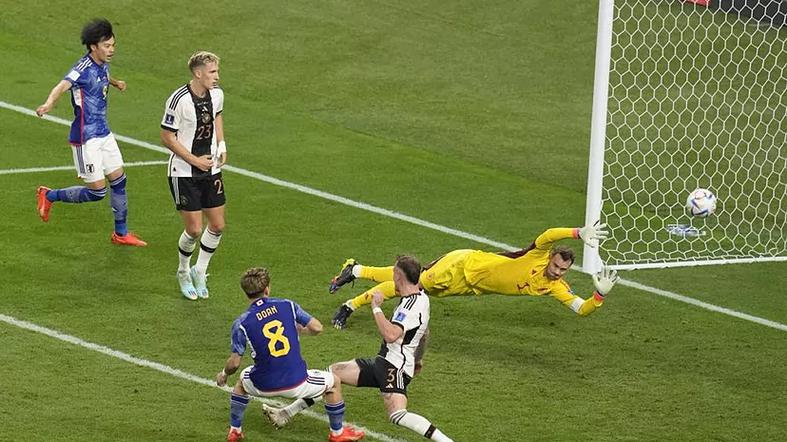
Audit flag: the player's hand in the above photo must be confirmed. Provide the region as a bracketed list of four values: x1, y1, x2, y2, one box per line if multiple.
[578, 221, 609, 248]
[114, 80, 127, 92]
[414, 361, 423, 375]
[192, 154, 213, 171]
[216, 370, 228, 387]
[216, 152, 227, 168]
[36, 103, 52, 117]
[592, 266, 619, 296]
[371, 291, 384, 308]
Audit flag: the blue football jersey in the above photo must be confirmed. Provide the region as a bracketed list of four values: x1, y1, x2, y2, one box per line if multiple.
[230, 297, 313, 391]
[63, 54, 111, 145]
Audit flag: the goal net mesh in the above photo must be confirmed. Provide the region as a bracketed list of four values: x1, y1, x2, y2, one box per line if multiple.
[600, 0, 786, 268]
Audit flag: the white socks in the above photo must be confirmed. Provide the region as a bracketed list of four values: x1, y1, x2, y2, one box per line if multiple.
[390, 409, 452, 441]
[283, 397, 316, 417]
[178, 231, 197, 271]
[195, 228, 222, 273]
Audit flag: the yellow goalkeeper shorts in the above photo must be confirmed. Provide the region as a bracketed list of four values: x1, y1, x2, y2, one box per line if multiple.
[419, 249, 474, 297]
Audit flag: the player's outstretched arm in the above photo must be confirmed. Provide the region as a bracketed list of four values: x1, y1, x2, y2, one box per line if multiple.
[577, 222, 609, 248]
[298, 317, 323, 335]
[592, 266, 619, 297]
[552, 271, 617, 317]
[36, 80, 71, 117]
[531, 223, 608, 252]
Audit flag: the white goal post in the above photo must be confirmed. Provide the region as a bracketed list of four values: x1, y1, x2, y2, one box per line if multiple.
[584, 0, 787, 271]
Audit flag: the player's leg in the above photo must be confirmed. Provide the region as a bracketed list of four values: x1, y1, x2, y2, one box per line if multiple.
[322, 372, 364, 442]
[349, 280, 397, 309]
[227, 377, 251, 442]
[36, 143, 107, 222]
[100, 135, 145, 245]
[332, 280, 396, 330]
[260, 368, 364, 440]
[178, 211, 203, 271]
[105, 167, 147, 246]
[177, 210, 202, 300]
[194, 205, 224, 274]
[269, 359, 365, 424]
[359, 265, 394, 282]
[375, 358, 452, 441]
[329, 259, 394, 294]
[107, 168, 127, 236]
[96, 134, 134, 237]
[330, 359, 364, 387]
[385, 393, 453, 442]
[262, 372, 326, 428]
[170, 177, 202, 300]
[192, 174, 226, 298]
[418, 249, 473, 296]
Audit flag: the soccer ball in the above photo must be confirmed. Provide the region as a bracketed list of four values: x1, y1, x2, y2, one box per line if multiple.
[686, 188, 717, 217]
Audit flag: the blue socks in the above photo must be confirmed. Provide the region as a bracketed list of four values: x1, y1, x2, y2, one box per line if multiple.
[109, 174, 128, 235]
[47, 186, 106, 203]
[44, 173, 130, 236]
[325, 401, 346, 433]
[229, 393, 249, 429]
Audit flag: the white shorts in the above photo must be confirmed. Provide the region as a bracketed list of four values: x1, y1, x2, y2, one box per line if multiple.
[240, 367, 334, 399]
[72, 134, 124, 183]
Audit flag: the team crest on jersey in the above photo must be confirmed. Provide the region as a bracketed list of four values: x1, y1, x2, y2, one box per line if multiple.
[200, 105, 212, 124]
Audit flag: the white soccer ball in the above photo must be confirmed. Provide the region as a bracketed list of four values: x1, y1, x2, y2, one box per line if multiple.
[686, 188, 717, 217]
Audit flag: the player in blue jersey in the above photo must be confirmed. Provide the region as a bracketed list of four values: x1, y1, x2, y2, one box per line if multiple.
[264, 256, 453, 442]
[35, 18, 146, 246]
[215, 267, 365, 442]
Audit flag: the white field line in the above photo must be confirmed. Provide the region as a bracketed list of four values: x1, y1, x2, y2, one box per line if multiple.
[617, 279, 787, 331]
[0, 160, 167, 175]
[0, 313, 405, 442]
[2, 99, 785, 334]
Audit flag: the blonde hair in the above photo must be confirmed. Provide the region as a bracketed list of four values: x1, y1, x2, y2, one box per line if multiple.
[188, 51, 220, 73]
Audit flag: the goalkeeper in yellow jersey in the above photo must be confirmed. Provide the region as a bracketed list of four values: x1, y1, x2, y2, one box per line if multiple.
[328, 223, 619, 329]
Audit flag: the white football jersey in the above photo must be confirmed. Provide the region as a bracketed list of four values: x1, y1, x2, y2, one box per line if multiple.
[379, 290, 430, 377]
[161, 84, 224, 177]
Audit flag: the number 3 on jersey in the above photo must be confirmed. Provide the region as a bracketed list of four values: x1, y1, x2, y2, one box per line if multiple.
[262, 320, 291, 357]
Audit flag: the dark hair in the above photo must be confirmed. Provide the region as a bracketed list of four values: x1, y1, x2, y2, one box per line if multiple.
[81, 18, 114, 51]
[550, 245, 576, 265]
[395, 255, 422, 284]
[240, 267, 270, 298]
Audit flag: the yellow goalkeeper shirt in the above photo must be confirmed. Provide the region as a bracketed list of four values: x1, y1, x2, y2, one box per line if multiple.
[462, 227, 604, 316]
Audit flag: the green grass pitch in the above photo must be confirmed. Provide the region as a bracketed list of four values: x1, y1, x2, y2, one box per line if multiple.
[0, 1, 785, 440]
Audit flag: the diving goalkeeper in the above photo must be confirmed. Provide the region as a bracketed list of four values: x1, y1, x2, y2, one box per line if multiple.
[329, 224, 619, 329]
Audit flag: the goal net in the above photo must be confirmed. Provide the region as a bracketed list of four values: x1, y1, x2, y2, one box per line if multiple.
[584, 0, 787, 271]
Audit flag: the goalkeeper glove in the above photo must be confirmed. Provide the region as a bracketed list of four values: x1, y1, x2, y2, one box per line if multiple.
[578, 222, 609, 248]
[592, 266, 619, 296]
